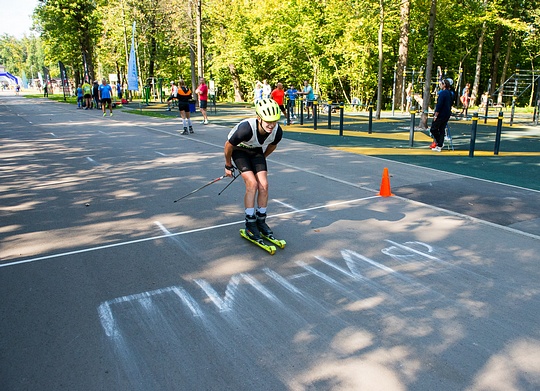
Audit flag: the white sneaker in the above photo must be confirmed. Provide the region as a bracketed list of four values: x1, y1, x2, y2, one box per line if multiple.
[431, 146, 442, 152]
[203, 119, 208, 125]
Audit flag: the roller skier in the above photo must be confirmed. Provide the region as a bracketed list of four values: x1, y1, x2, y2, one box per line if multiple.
[224, 98, 286, 253]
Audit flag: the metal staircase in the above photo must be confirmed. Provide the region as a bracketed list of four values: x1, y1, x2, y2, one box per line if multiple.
[491, 70, 540, 125]
[492, 70, 540, 106]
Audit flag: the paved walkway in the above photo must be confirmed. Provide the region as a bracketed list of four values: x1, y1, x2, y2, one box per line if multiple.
[129, 100, 540, 191]
[5, 91, 539, 190]
[2, 93, 540, 390]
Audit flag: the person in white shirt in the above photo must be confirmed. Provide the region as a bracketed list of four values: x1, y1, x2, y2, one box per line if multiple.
[167, 81, 179, 111]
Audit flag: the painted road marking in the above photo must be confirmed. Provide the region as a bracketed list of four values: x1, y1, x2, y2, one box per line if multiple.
[98, 285, 203, 337]
[273, 199, 300, 211]
[86, 157, 100, 166]
[194, 274, 279, 313]
[98, 240, 452, 339]
[0, 196, 378, 269]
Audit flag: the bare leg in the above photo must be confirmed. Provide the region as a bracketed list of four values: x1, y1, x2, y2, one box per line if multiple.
[240, 170, 268, 209]
[200, 107, 208, 122]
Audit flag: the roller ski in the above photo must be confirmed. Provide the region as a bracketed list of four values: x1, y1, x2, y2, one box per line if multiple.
[240, 215, 276, 254]
[239, 229, 276, 255]
[256, 212, 286, 249]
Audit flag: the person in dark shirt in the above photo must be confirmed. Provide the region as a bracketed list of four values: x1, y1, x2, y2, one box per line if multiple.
[430, 79, 453, 152]
[177, 80, 194, 134]
[92, 81, 100, 109]
[224, 99, 283, 242]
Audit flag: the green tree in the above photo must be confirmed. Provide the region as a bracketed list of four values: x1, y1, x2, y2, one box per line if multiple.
[22, 0, 540, 107]
[34, 0, 102, 84]
[0, 35, 25, 76]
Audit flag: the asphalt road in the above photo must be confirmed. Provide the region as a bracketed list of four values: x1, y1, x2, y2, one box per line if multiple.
[1, 94, 540, 390]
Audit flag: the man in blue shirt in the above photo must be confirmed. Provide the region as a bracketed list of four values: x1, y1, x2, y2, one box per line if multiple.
[430, 79, 453, 152]
[298, 80, 315, 120]
[285, 85, 298, 118]
[117, 82, 122, 100]
[98, 78, 114, 117]
[76, 84, 83, 109]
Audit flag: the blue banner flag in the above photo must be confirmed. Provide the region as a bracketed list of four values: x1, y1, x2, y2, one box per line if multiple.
[127, 22, 138, 91]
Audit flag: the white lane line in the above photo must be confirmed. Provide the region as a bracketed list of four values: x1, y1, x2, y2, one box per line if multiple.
[273, 196, 379, 218]
[140, 123, 540, 240]
[154, 221, 186, 247]
[140, 125, 378, 193]
[155, 151, 167, 156]
[154, 221, 172, 235]
[86, 157, 100, 165]
[272, 199, 299, 211]
[0, 196, 377, 269]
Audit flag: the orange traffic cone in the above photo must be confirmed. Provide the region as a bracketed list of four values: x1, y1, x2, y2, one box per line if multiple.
[378, 167, 394, 197]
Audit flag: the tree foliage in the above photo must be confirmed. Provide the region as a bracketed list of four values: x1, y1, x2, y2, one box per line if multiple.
[33, 0, 102, 83]
[2, 0, 539, 108]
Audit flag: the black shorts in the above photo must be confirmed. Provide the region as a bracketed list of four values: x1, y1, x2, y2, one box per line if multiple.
[178, 102, 189, 112]
[232, 147, 267, 174]
[199, 100, 208, 109]
[84, 94, 91, 99]
[101, 98, 112, 105]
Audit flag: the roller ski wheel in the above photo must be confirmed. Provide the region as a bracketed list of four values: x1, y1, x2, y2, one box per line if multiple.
[261, 233, 286, 249]
[240, 229, 276, 255]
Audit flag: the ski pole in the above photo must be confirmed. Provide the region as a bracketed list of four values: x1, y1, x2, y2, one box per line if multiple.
[218, 171, 240, 195]
[173, 175, 226, 203]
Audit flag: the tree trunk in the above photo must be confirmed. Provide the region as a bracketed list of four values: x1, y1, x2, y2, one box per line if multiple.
[471, 21, 487, 105]
[420, 0, 437, 129]
[529, 61, 536, 107]
[490, 25, 503, 95]
[188, 0, 198, 98]
[148, 35, 157, 78]
[74, 69, 81, 86]
[376, 0, 384, 119]
[196, 0, 204, 78]
[498, 30, 513, 105]
[229, 64, 244, 102]
[395, 0, 410, 111]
